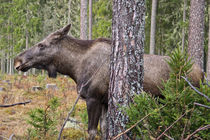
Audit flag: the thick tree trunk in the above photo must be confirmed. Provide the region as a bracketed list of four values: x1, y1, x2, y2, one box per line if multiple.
[207, 4, 210, 81]
[188, 0, 205, 70]
[107, 0, 145, 139]
[80, 0, 88, 39]
[89, 0, 92, 40]
[181, 0, 187, 52]
[149, 0, 157, 54]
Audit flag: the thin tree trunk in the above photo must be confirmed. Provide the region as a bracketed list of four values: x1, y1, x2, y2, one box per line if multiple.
[1, 50, 5, 74]
[68, 0, 71, 35]
[149, 0, 157, 54]
[89, 0, 92, 40]
[188, 0, 205, 70]
[80, 0, 88, 39]
[181, 0, 187, 52]
[107, 0, 145, 139]
[207, 4, 210, 81]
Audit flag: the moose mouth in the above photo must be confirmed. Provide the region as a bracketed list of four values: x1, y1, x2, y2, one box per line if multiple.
[15, 61, 31, 72]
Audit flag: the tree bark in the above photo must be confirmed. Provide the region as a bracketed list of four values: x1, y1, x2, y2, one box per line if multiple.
[207, 4, 210, 81]
[188, 0, 205, 70]
[107, 0, 145, 139]
[181, 0, 187, 52]
[149, 0, 157, 54]
[80, 0, 88, 39]
[89, 0, 92, 40]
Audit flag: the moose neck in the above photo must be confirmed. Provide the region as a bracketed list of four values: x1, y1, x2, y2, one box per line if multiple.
[54, 36, 92, 83]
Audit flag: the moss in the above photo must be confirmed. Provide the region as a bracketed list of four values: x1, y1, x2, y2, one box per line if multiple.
[62, 128, 87, 140]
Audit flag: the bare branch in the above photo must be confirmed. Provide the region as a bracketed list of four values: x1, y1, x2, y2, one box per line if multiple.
[57, 94, 80, 140]
[181, 76, 210, 102]
[112, 105, 167, 140]
[163, 133, 174, 140]
[9, 134, 15, 140]
[194, 102, 210, 109]
[0, 100, 31, 108]
[184, 124, 210, 140]
[156, 109, 192, 140]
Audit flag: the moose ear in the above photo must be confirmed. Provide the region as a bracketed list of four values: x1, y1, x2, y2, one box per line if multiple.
[60, 24, 71, 36]
[52, 24, 71, 39]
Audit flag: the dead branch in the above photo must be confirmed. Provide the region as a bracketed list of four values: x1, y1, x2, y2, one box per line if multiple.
[57, 94, 80, 140]
[194, 102, 210, 109]
[112, 105, 167, 140]
[8, 134, 14, 140]
[181, 76, 210, 102]
[203, 76, 210, 87]
[156, 109, 192, 140]
[163, 133, 174, 140]
[0, 100, 31, 108]
[184, 124, 210, 140]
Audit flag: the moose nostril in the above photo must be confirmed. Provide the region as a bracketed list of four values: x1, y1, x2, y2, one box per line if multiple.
[14, 61, 22, 70]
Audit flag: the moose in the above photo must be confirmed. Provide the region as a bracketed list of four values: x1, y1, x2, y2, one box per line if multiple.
[14, 24, 203, 139]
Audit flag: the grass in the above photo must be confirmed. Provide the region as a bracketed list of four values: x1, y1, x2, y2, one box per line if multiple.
[0, 74, 87, 139]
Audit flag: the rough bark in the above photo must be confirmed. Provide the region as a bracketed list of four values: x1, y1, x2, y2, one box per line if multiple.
[188, 0, 205, 70]
[149, 0, 157, 54]
[181, 0, 187, 52]
[107, 0, 145, 139]
[207, 4, 210, 81]
[80, 0, 88, 39]
[89, 0, 92, 40]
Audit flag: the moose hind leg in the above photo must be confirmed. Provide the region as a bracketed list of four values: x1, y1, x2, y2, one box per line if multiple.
[86, 98, 102, 140]
[100, 104, 107, 140]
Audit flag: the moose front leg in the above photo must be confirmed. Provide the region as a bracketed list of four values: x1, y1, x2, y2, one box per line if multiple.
[86, 98, 102, 140]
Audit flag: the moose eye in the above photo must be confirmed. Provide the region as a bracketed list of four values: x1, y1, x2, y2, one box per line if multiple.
[38, 44, 45, 49]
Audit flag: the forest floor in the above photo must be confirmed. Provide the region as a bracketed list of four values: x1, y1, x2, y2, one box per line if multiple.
[0, 74, 93, 140]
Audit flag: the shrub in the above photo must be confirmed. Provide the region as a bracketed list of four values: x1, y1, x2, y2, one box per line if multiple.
[126, 48, 210, 139]
[27, 97, 60, 139]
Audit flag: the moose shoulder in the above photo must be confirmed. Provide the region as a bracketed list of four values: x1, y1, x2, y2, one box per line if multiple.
[14, 24, 203, 139]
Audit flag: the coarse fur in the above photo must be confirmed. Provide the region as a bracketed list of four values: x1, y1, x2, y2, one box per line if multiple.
[14, 24, 203, 139]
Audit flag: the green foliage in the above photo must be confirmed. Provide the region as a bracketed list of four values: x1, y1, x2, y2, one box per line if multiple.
[27, 97, 60, 139]
[126, 48, 210, 139]
[92, 0, 112, 39]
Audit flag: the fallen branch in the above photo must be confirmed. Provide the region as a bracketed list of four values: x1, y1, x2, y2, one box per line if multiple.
[184, 124, 210, 140]
[181, 76, 210, 102]
[112, 105, 166, 140]
[194, 102, 210, 109]
[57, 94, 80, 140]
[156, 109, 192, 140]
[0, 100, 31, 108]
[9, 134, 15, 140]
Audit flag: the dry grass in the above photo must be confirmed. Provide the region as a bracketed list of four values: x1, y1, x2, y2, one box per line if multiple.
[0, 74, 87, 139]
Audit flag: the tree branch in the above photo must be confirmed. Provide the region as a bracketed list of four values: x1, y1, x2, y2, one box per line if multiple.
[112, 105, 167, 140]
[194, 102, 210, 109]
[156, 109, 192, 140]
[57, 94, 80, 140]
[184, 124, 210, 140]
[0, 100, 31, 108]
[181, 76, 210, 102]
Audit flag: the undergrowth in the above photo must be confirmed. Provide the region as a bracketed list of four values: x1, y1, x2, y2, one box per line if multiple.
[126, 48, 210, 139]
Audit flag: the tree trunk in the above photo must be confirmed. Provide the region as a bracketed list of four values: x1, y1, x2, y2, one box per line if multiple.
[207, 4, 210, 81]
[107, 0, 145, 139]
[188, 0, 205, 70]
[89, 0, 92, 40]
[1, 51, 5, 74]
[149, 0, 157, 54]
[181, 0, 187, 52]
[80, 0, 88, 39]
[68, 0, 71, 35]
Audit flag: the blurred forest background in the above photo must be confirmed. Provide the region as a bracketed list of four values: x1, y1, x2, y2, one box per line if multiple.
[0, 0, 209, 75]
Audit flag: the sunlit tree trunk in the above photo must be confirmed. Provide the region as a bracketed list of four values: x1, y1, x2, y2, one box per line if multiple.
[181, 0, 187, 52]
[207, 4, 210, 81]
[89, 0, 92, 39]
[107, 0, 145, 139]
[80, 0, 88, 39]
[149, 0, 157, 54]
[188, 0, 205, 70]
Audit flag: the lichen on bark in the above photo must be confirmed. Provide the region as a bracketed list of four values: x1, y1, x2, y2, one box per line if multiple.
[107, 0, 145, 139]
